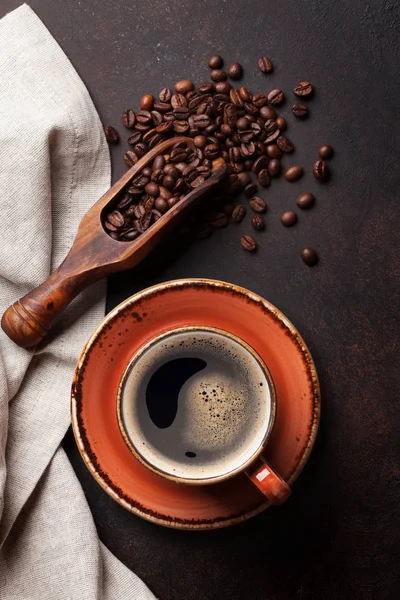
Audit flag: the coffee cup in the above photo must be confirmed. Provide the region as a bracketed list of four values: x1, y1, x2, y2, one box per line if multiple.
[117, 326, 290, 505]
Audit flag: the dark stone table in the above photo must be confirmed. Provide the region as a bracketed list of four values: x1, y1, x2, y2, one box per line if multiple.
[2, 1, 399, 598]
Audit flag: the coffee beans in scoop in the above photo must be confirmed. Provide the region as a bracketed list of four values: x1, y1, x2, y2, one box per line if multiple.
[103, 55, 333, 265]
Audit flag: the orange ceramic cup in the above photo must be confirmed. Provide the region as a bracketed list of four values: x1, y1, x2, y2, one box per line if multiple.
[117, 325, 291, 506]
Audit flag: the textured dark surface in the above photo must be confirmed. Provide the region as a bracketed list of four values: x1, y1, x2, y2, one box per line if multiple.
[2, 1, 399, 599]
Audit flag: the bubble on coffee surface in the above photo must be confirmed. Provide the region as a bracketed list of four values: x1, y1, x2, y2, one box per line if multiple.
[120, 330, 271, 481]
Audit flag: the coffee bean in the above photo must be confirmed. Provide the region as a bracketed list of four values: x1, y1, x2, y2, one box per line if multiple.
[318, 144, 333, 159]
[313, 160, 329, 181]
[221, 124, 233, 137]
[281, 210, 297, 226]
[171, 93, 187, 109]
[258, 56, 273, 73]
[260, 105, 277, 120]
[240, 235, 257, 251]
[204, 143, 220, 159]
[104, 125, 119, 144]
[237, 172, 251, 187]
[266, 144, 282, 159]
[174, 80, 194, 94]
[196, 82, 213, 96]
[232, 205, 246, 223]
[239, 87, 252, 102]
[230, 89, 244, 107]
[128, 131, 142, 145]
[292, 103, 309, 118]
[210, 212, 228, 228]
[140, 94, 154, 110]
[155, 197, 168, 213]
[276, 117, 286, 131]
[253, 94, 268, 108]
[153, 101, 172, 113]
[215, 81, 232, 94]
[301, 248, 318, 265]
[241, 142, 256, 157]
[122, 109, 136, 128]
[124, 151, 138, 167]
[227, 63, 243, 80]
[268, 159, 281, 177]
[252, 215, 265, 230]
[236, 116, 249, 130]
[244, 159, 254, 171]
[159, 88, 172, 102]
[250, 197, 267, 213]
[108, 210, 124, 227]
[267, 89, 284, 105]
[285, 165, 303, 182]
[252, 156, 269, 174]
[195, 223, 213, 239]
[122, 229, 139, 241]
[244, 182, 257, 197]
[277, 136, 294, 153]
[194, 135, 207, 149]
[145, 182, 159, 197]
[258, 169, 271, 187]
[210, 69, 227, 82]
[208, 54, 223, 69]
[297, 193, 315, 209]
[294, 82, 313, 97]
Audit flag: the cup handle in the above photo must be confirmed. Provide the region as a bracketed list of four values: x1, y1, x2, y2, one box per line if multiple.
[245, 456, 291, 505]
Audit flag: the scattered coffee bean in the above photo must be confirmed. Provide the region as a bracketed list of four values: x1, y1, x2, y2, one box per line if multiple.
[276, 116, 286, 131]
[250, 197, 267, 213]
[301, 247, 318, 266]
[124, 151, 138, 167]
[297, 193, 315, 209]
[140, 94, 154, 110]
[260, 105, 276, 119]
[244, 182, 258, 197]
[313, 160, 329, 181]
[266, 144, 282, 159]
[227, 62, 243, 80]
[174, 80, 194, 94]
[258, 57, 273, 73]
[240, 235, 257, 251]
[281, 210, 298, 227]
[292, 103, 309, 118]
[122, 109, 136, 128]
[159, 88, 172, 102]
[294, 82, 313, 97]
[318, 144, 333, 159]
[215, 81, 232, 94]
[104, 125, 119, 144]
[232, 205, 246, 223]
[277, 136, 294, 153]
[267, 89, 284, 105]
[208, 54, 223, 69]
[252, 215, 265, 230]
[258, 169, 271, 188]
[268, 159, 281, 177]
[285, 165, 303, 182]
[210, 69, 227, 82]
[210, 212, 228, 228]
[239, 86, 252, 102]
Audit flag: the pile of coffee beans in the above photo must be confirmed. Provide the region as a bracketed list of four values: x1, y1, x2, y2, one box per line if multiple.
[104, 55, 334, 266]
[103, 141, 213, 241]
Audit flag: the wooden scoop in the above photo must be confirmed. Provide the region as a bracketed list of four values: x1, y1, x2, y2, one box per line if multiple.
[1, 137, 227, 349]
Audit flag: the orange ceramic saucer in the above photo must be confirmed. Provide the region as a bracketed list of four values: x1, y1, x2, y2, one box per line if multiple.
[71, 279, 320, 530]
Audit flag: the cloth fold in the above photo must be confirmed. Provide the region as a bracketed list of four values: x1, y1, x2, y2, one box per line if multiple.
[0, 5, 155, 598]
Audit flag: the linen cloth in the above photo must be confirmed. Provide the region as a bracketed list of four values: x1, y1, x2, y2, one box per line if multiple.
[0, 5, 156, 599]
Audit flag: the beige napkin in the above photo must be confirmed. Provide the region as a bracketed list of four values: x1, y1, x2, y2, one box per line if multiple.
[0, 5, 155, 598]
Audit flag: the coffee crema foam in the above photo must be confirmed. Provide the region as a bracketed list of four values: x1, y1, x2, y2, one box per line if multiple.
[120, 329, 272, 481]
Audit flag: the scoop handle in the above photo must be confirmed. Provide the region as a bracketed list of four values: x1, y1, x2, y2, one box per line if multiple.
[1, 267, 90, 349]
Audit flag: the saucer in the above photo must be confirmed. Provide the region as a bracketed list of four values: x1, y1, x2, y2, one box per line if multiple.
[71, 279, 320, 529]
